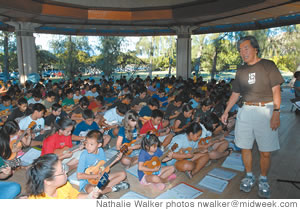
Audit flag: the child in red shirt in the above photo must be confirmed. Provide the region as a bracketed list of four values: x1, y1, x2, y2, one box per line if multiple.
[42, 117, 84, 171]
[140, 109, 173, 148]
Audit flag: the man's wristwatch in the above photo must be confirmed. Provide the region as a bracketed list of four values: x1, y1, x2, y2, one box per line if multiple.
[273, 109, 280, 112]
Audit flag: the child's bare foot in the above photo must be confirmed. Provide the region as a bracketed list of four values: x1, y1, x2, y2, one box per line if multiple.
[153, 183, 166, 191]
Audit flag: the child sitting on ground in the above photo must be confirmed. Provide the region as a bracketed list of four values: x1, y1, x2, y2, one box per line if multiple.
[140, 109, 172, 148]
[116, 110, 141, 168]
[72, 109, 111, 147]
[77, 130, 129, 199]
[138, 134, 176, 191]
[42, 117, 84, 172]
[167, 122, 210, 179]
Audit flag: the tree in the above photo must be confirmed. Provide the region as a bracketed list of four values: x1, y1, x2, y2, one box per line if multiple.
[0, 31, 17, 76]
[49, 35, 93, 78]
[96, 36, 124, 76]
[36, 46, 57, 72]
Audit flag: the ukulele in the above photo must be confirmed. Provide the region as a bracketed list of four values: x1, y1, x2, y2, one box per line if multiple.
[0, 109, 11, 124]
[85, 145, 128, 185]
[71, 113, 83, 124]
[0, 157, 21, 173]
[198, 131, 229, 149]
[175, 147, 204, 161]
[122, 137, 143, 156]
[143, 143, 178, 175]
[149, 127, 170, 136]
[140, 116, 151, 125]
[87, 172, 109, 199]
[53, 140, 85, 156]
[8, 121, 37, 160]
[63, 103, 80, 114]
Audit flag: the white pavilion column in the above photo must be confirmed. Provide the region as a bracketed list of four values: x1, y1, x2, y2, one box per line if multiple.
[175, 26, 193, 80]
[7, 22, 40, 84]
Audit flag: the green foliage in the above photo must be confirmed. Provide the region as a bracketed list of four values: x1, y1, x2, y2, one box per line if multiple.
[49, 35, 92, 78]
[36, 47, 57, 72]
[96, 36, 123, 76]
[1, 24, 300, 80]
[0, 32, 17, 73]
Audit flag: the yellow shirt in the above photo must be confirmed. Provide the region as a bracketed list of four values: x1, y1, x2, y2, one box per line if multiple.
[29, 182, 80, 199]
[201, 86, 207, 91]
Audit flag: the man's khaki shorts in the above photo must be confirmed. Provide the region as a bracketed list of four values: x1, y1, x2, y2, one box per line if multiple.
[234, 103, 280, 152]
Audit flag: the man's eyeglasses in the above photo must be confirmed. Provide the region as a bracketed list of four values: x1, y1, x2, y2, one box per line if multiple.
[53, 164, 67, 177]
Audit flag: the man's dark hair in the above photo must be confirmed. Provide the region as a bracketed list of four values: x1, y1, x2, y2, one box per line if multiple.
[116, 103, 129, 115]
[18, 98, 28, 105]
[148, 98, 160, 108]
[82, 109, 95, 120]
[79, 96, 90, 107]
[151, 109, 164, 119]
[95, 95, 104, 104]
[237, 35, 260, 55]
[32, 91, 42, 99]
[46, 91, 56, 98]
[139, 87, 147, 94]
[174, 95, 183, 103]
[32, 103, 46, 113]
[86, 130, 103, 144]
[66, 88, 73, 95]
[2, 95, 12, 102]
[52, 103, 62, 111]
[123, 94, 133, 101]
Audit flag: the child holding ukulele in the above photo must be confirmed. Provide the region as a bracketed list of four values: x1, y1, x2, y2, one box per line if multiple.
[77, 130, 129, 199]
[0, 124, 21, 199]
[138, 134, 176, 191]
[41, 117, 84, 172]
[116, 110, 141, 168]
[26, 154, 100, 199]
[173, 103, 194, 134]
[140, 109, 172, 148]
[2, 120, 31, 159]
[167, 122, 210, 179]
[198, 113, 232, 160]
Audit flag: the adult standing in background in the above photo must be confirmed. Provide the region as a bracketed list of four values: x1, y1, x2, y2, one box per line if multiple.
[221, 36, 284, 198]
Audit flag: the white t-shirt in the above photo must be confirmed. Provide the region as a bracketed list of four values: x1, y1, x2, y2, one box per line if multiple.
[28, 98, 42, 105]
[73, 95, 83, 100]
[19, 115, 45, 136]
[103, 107, 124, 124]
[199, 123, 212, 139]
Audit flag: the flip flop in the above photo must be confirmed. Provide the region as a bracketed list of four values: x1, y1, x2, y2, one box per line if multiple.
[167, 173, 177, 181]
[184, 171, 193, 179]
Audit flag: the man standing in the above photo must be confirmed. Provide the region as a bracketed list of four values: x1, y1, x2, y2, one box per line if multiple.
[221, 36, 284, 198]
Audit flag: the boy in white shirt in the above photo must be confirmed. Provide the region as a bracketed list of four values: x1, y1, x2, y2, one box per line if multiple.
[19, 103, 47, 146]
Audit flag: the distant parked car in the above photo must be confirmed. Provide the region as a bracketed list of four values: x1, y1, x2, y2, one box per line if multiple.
[0, 73, 8, 83]
[10, 71, 19, 79]
[27, 73, 40, 83]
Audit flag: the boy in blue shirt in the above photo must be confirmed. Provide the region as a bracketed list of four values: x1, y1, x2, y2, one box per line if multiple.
[72, 109, 111, 147]
[189, 92, 201, 109]
[152, 88, 168, 110]
[77, 130, 129, 198]
[0, 95, 13, 124]
[139, 97, 160, 125]
[0, 95, 13, 111]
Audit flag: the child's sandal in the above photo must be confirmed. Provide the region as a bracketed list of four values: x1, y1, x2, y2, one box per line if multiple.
[184, 171, 193, 179]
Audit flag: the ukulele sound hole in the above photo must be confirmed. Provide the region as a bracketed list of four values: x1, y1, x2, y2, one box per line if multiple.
[152, 161, 157, 166]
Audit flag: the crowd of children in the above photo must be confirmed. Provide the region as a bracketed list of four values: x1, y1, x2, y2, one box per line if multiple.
[0, 75, 237, 199]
